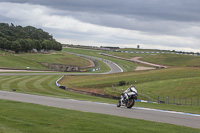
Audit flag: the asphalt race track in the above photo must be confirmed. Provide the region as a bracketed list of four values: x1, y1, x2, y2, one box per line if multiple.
[0, 91, 200, 129]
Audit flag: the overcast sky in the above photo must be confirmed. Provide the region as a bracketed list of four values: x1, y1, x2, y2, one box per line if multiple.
[0, 0, 200, 52]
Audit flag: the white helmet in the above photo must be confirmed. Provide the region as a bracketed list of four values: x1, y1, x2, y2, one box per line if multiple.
[130, 85, 137, 93]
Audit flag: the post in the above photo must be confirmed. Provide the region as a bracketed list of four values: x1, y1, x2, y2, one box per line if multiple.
[163, 96, 165, 104]
[185, 97, 187, 106]
[168, 96, 169, 104]
[158, 95, 160, 103]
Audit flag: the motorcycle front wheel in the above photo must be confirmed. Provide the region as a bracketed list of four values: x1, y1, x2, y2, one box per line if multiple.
[117, 100, 121, 107]
[126, 98, 135, 108]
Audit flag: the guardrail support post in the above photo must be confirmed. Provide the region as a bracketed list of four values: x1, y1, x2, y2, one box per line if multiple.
[168, 96, 169, 104]
[185, 98, 187, 106]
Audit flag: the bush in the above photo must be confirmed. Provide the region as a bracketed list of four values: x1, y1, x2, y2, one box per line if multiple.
[118, 81, 126, 86]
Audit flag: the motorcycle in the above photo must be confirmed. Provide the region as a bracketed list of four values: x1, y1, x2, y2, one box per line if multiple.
[117, 91, 138, 108]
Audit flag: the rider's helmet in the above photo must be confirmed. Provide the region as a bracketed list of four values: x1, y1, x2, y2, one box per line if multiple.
[130, 84, 135, 87]
[130, 85, 137, 93]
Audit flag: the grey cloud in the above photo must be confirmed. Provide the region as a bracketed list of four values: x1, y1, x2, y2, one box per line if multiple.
[2, 0, 200, 38]
[1, 0, 200, 22]
[1, 0, 200, 52]
[63, 11, 199, 38]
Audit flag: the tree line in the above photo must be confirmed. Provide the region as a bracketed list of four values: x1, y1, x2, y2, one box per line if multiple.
[0, 23, 62, 53]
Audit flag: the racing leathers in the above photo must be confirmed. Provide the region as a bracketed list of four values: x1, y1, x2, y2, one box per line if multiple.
[120, 86, 137, 104]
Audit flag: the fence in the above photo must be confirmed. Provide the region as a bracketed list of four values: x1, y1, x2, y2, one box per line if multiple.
[157, 96, 199, 106]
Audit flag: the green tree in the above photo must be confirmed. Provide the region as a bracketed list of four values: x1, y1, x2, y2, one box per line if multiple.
[0, 22, 62, 52]
[4, 40, 12, 50]
[26, 39, 34, 52]
[34, 40, 42, 51]
[17, 39, 27, 52]
[11, 41, 22, 53]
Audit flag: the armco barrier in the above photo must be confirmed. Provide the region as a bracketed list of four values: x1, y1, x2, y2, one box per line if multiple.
[56, 76, 64, 87]
[136, 100, 156, 103]
[55, 75, 120, 99]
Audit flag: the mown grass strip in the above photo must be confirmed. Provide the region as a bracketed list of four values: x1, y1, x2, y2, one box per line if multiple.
[40, 75, 62, 94]
[18, 76, 41, 93]
[0, 75, 116, 103]
[32, 75, 55, 95]
[10, 76, 30, 92]
[46, 75, 68, 96]
[1, 76, 26, 91]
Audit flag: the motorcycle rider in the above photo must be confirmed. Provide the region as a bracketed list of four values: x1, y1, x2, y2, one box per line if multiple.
[120, 85, 137, 105]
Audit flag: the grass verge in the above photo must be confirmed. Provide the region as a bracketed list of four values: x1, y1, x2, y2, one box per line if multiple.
[0, 99, 199, 133]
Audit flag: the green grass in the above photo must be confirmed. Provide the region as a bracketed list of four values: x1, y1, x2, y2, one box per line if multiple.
[141, 53, 200, 67]
[17, 51, 91, 67]
[104, 50, 200, 67]
[135, 102, 200, 114]
[0, 75, 115, 103]
[59, 67, 200, 105]
[0, 74, 200, 114]
[91, 59, 111, 73]
[59, 67, 200, 89]
[104, 76, 200, 99]
[0, 52, 48, 70]
[104, 50, 148, 59]
[0, 50, 91, 70]
[119, 48, 168, 52]
[1, 47, 200, 116]
[63, 48, 140, 72]
[0, 99, 200, 133]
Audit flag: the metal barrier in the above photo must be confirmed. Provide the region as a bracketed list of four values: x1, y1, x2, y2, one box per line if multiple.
[157, 96, 199, 106]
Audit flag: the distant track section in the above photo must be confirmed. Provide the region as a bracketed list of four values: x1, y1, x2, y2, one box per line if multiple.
[62, 51, 123, 74]
[100, 52, 167, 68]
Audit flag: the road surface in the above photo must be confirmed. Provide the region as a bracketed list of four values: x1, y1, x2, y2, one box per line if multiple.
[0, 91, 200, 129]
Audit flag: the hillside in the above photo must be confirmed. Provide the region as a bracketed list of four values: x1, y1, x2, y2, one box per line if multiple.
[104, 50, 200, 67]
[59, 64, 200, 102]
[0, 50, 91, 70]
